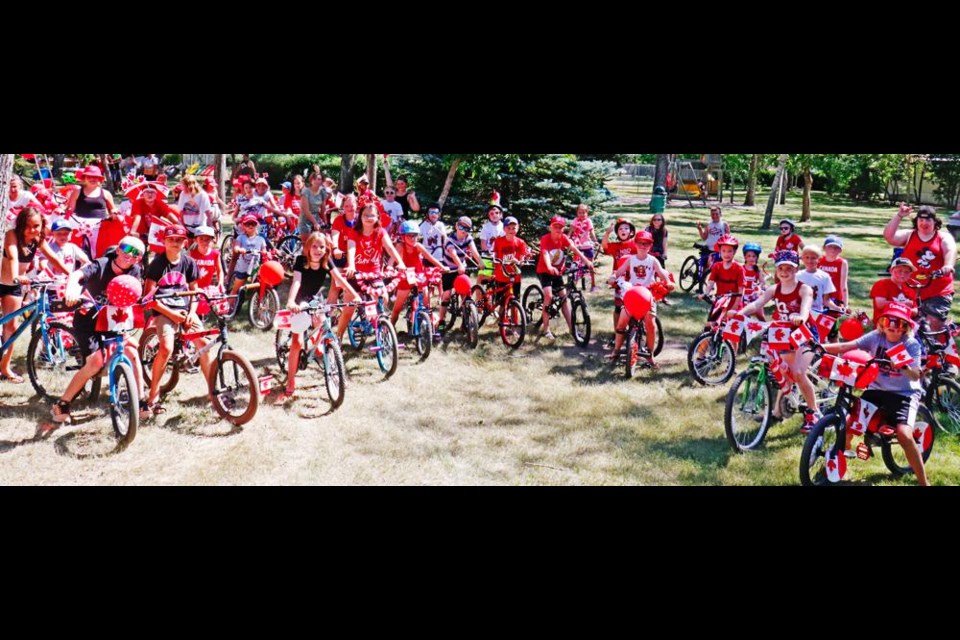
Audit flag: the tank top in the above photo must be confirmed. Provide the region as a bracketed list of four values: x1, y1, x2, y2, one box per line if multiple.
[773, 282, 804, 321]
[902, 230, 954, 299]
[400, 242, 424, 273]
[817, 256, 846, 302]
[705, 221, 725, 251]
[75, 187, 108, 220]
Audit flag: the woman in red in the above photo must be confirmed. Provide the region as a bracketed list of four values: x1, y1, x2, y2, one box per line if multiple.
[389, 220, 446, 327]
[884, 203, 956, 331]
[774, 219, 804, 253]
[537, 216, 593, 340]
[63, 165, 124, 258]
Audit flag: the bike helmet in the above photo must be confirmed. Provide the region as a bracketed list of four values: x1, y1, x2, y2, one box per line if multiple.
[714, 235, 739, 251]
[742, 242, 762, 256]
[614, 218, 636, 237]
[399, 220, 419, 235]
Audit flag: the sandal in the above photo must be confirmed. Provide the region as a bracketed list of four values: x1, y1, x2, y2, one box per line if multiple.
[148, 401, 167, 416]
[275, 390, 296, 404]
[1, 372, 25, 384]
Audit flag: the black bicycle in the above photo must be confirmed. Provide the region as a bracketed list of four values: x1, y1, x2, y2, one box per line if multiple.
[678, 241, 713, 293]
[521, 258, 592, 347]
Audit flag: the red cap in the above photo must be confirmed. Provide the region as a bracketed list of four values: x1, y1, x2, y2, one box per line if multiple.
[550, 215, 567, 228]
[163, 224, 188, 239]
[635, 230, 654, 244]
[880, 301, 915, 326]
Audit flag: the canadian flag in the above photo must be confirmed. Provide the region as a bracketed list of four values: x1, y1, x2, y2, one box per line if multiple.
[817, 353, 836, 380]
[885, 342, 914, 368]
[744, 320, 768, 345]
[913, 421, 933, 453]
[789, 324, 814, 349]
[825, 448, 847, 483]
[148, 221, 167, 253]
[762, 343, 791, 390]
[767, 325, 792, 351]
[274, 309, 293, 330]
[96, 305, 145, 332]
[829, 357, 861, 386]
[943, 339, 960, 367]
[809, 310, 837, 336]
[848, 398, 879, 436]
[722, 314, 745, 349]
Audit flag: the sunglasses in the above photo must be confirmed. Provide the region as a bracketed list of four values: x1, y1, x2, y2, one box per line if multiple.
[456, 224, 472, 231]
[780, 226, 791, 231]
[243, 221, 258, 227]
[384, 190, 396, 195]
[879, 316, 909, 330]
[118, 243, 143, 257]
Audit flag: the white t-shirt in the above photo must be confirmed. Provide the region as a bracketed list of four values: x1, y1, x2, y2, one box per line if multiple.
[796, 268, 836, 312]
[178, 191, 211, 228]
[4, 193, 41, 231]
[479, 221, 504, 252]
[625, 254, 660, 287]
[705, 220, 727, 251]
[47, 241, 88, 274]
[419, 220, 446, 260]
[381, 200, 404, 225]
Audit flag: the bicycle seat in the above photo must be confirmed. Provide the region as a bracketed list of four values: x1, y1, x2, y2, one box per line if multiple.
[693, 241, 708, 251]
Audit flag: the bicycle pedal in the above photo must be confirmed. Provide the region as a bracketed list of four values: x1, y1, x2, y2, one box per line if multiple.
[182, 365, 200, 374]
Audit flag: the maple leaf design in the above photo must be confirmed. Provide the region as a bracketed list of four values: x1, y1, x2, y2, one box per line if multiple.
[747, 322, 763, 332]
[111, 308, 129, 323]
[836, 361, 854, 377]
[827, 459, 836, 472]
[729, 322, 740, 334]
[774, 329, 786, 341]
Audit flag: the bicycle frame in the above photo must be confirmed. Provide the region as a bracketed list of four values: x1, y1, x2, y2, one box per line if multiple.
[0, 283, 60, 357]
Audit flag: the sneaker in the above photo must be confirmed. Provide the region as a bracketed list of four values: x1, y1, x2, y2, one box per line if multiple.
[800, 409, 822, 434]
[843, 449, 857, 459]
[50, 401, 72, 424]
[541, 330, 556, 340]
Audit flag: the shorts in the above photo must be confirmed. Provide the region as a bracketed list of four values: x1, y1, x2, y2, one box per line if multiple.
[442, 270, 458, 292]
[920, 294, 953, 322]
[537, 273, 565, 290]
[298, 220, 315, 236]
[0, 282, 24, 298]
[152, 313, 183, 339]
[578, 246, 595, 260]
[72, 312, 119, 358]
[860, 389, 921, 429]
[233, 271, 251, 281]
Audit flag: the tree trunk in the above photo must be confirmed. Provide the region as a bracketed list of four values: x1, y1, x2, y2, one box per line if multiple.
[744, 154, 759, 206]
[779, 170, 788, 205]
[437, 158, 462, 209]
[339, 154, 356, 194]
[215, 153, 226, 201]
[914, 163, 926, 205]
[365, 153, 377, 192]
[100, 154, 114, 195]
[762, 154, 788, 230]
[0, 154, 14, 215]
[653, 153, 669, 192]
[52, 154, 65, 179]
[800, 166, 813, 222]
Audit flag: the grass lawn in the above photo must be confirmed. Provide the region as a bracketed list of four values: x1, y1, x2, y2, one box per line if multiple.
[1, 179, 957, 485]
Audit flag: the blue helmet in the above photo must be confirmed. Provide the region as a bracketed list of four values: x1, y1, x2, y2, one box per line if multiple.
[742, 242, 762, 255]
[399, 220, 419, 236]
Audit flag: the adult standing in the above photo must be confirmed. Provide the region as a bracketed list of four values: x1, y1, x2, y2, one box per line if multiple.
[383, 155, 420, 217]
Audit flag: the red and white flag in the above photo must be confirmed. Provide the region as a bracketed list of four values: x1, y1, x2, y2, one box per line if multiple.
[848, 398, 879, 436]
[913, 421, 933, 453]
[789, 324, 814, 349]
[809, 310, 836, 336]
[722, 314, 745, 348]
[825, 448, 847, 483]
[829, 357, 861, 386]
[943, 339, 960, 367]
[744, 320, 768, 345]
[767, 325, 791, 351]
[148, 221, 167, 253]
[885, 342, 914, 368]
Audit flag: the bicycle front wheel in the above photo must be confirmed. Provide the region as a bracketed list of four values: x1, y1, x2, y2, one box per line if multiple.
[724, 367, 774, 453]
[321, 340, 346, 409]
[799, 413, 842, 486]
[110, 362, 139, 448]
[570, 298, 591, 347]
[678, 255, 699, 292]
[208, 350, 259, 426]
[687, 331, 736, 386]
[415, 309, 432, 361]
[249, 287, 280, 331]
[500, 299, 526, 349]
[375, 318, 399, 378]
[462, 298, 480, 349]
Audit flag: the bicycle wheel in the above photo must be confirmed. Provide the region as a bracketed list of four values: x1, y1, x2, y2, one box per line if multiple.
[462, 298, 480, 349]
[414, 309, 432, 361]
[500, 299, 526, 349]
[570, 298, 591, 347]
[109, 362, 139, 447]
[798, 413, 842, 486]
[249, 286, 280, 331]
[276, 234, 303, 277]
[347, 318, 367, 352]
[687, 331, 736, 386]
[208, 350, 259, 426]
[27, 322, 100, 403]
[624, 323, 640, 379]
[929, 376, 960, 435]
[522, 283, 544, 328]
[652, 314, 664, 356]
[881, 404, 935, 477]
[137, 325, 180, 396]
[471, 284, 490, 327]
[375, 317, 399, 378]
[724, 367, 774, 453]
[321, 340, 346, 409]
[220, 234, 235, 273]
[678, 255, 699, 292]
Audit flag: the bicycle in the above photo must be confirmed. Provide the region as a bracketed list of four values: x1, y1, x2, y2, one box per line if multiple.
[275, 298, 358, 409]
[399, 267, 445, 362]
[916, 318, 960, 435]
[138, 287, 263, 426]
[799, 353, 935, 485]
[723, 321, 833, 453]
[521, 258, 592, 347]
[609, 278, 665, 378]
[678, 241, 713, 293]
[345, 270, 401, 379]
[439, 266, 481, 349]
[223, 248, 282, 330]
[686, 293, 742, 386]
[470, 258, 530, 349]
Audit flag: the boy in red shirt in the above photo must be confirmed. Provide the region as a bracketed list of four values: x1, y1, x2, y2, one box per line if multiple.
[699, 235, 744, 323]
[818, 235, 848, 306]
[537, 216, 593, 340]
[493, 217, 531, 325]
[870, 257, 919, 323]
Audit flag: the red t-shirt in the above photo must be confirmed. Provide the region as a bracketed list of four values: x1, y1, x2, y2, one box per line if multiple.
[190, 247, 220, 288]
[604, 241, 637, 270]
[283, 193, 301, 215]
[132, 198, 177, 235]
[332, 214, 359, 252]
[537, 233, 573, 274]
[775, 234, 803, 252]
[494, 235, 530, 282]
[397, 242, 425, 290]
[709, 260, 744, 296]
[348, 227, 385, 273]
[817, 256, 846, 303]
[869, 278, 918, 322]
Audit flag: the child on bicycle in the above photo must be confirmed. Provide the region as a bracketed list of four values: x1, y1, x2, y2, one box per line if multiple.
[607, 230, 673, 369]
[46, 217, 91, 275]
[732, 250, 819, 428]
[538, 216, 593, 340]
[278, 232, 358, 403]
[51, 236, 147, 423]
[698, 235, 744, 324]
[870, 257, 919, 324]
[142, 224, 214, 416]
[228, 214, 269, 301]
[189, 225, 224, 294]
[438, 216, 482, 330]
[389, 220, 448, 329]
[601, 218, 639, 328]
[569, 204, 599, 292]
[741, 242, 767, 320]
[821, 302, 928, 485]
[478, 200, 505, 286]
[818, 236, 848, 307]
[696, 206, 729, 271]
[491, 216, 531, 323]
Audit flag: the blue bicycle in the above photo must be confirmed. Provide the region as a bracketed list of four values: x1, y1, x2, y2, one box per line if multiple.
[96, 333, 140, 446]
[346, 271, 400, 379]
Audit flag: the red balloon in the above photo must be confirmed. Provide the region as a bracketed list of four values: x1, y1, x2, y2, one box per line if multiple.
[623, 285, 653, 320]
[839, 317, 865, 341]
[259, 261, 285, 287]
[453, 274, 472, 296]
[106, 274, 142, 307]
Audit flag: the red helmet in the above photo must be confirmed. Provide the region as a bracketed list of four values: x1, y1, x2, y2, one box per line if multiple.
[634, 230, 654, 244]
[714, 234, 739, 251]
